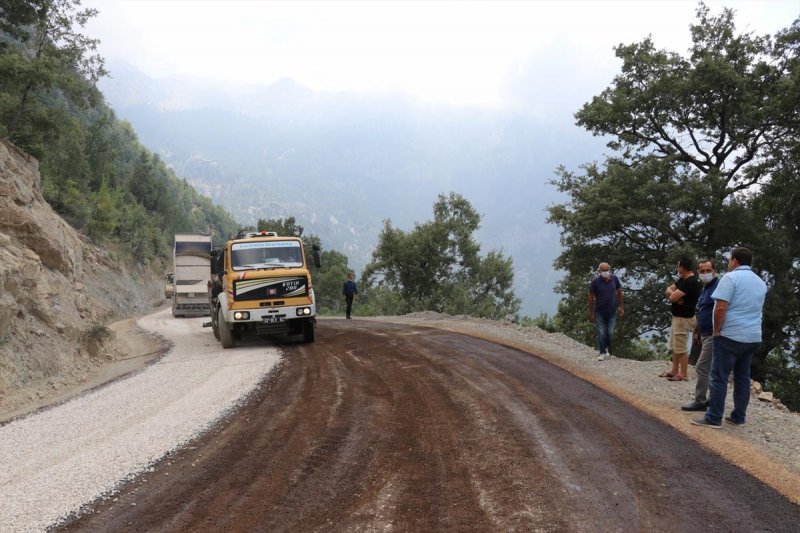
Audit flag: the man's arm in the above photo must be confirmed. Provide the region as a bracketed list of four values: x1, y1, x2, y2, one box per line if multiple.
[588, 291, 595, 321]
[666, 284, 686, 303]
[616, 288, 625, 317]
[712, 300, 729, 336]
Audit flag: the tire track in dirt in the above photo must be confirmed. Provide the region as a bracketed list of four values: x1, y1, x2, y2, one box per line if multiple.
[61, 320, 800, 532]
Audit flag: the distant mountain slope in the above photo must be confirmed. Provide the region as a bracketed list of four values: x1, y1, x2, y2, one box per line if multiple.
[101, 63, 605, 315]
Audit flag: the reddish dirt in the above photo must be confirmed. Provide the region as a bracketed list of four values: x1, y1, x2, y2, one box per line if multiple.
[61, 321, 800, 531]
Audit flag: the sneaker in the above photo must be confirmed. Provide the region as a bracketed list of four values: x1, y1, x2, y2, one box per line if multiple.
[597, 352, 606, 361]
[681, 400, 708, 412]
[724, 415, 745, 426]
[606, 350, 611, 358]
[691, 417, 721, 429]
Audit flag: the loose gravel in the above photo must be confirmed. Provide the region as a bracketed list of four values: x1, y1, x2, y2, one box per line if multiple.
[0, 308, 280, 532]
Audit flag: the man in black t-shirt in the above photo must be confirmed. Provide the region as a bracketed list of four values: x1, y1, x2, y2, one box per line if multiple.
[661, 257, 703, 381]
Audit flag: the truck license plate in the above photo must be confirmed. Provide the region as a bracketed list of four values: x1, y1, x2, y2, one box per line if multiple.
[262, 317, 285, 324]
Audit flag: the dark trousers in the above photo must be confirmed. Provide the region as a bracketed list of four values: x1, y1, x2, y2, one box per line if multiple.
[345, 295, 354, 318]
[706, 335, 760, 424]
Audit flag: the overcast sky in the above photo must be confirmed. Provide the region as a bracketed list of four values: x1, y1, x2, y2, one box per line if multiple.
[84, 0, 798, 110]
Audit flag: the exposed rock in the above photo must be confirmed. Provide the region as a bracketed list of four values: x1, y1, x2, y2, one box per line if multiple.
[758, 391, 775, 402]
[0, 139, 162, 411]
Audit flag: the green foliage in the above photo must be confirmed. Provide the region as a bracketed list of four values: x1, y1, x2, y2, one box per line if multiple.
[548, 4, 800, 405]
[314, 249, 352, 314]
[518, 313, 559, 333]
[364, 192, 520, 319]
[355, 286, 405, 317]
[0, 0, 106, 153]
[0, 1, 240, 266]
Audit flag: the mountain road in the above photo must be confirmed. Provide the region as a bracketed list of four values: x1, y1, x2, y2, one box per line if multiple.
[60, 319, 799, 531]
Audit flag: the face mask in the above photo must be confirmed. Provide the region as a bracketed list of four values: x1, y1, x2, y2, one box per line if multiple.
[600, 271, 611, 279]
[699, 273, 714, 284]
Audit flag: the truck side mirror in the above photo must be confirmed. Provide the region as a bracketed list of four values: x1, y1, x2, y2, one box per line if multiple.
[312, 244, 322, 269]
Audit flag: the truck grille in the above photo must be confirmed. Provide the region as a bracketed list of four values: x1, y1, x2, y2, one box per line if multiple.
[234, 276, 307, 301]
[176, 303, 209, 311]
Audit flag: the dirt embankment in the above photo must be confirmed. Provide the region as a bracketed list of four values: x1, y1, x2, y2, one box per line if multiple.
[0, 139, 163, 417]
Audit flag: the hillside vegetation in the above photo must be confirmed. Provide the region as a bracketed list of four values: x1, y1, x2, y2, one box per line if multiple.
[0, 0, 239, 266]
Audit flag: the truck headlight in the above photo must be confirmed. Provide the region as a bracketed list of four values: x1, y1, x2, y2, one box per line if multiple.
[296, 307, 311, 316]
[233, 311, 250, 320]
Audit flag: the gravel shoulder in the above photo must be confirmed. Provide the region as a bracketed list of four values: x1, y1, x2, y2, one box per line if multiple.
[361, 313, 800, 504]
[0, 308, 280, 532]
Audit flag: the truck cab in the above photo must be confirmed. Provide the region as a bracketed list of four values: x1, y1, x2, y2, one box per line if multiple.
[209, 231, 321, 347]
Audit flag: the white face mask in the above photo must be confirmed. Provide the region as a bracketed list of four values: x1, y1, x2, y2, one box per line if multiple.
[699, 272, 714, 284]
[600, 271, 611, 279]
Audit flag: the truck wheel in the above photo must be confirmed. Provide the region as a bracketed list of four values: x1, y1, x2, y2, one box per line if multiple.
[302, 317, 315, 343]
[218, 308, 235, 349]
[211, 312, 220, 341]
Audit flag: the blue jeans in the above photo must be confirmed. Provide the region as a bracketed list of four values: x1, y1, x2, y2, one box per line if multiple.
[595, 313, 617, 354]
[706, 336, 760, 424]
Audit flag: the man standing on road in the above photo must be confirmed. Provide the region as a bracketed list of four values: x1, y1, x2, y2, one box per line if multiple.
[692, 247, 767, 429]
[588, 262, 624, 361]
[343, 272, 358, 319]
[661, 257, 702, 381]
[681, 259, 719, 411]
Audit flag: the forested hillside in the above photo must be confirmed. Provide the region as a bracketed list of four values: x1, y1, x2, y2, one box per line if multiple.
[0, 1, 239, 267]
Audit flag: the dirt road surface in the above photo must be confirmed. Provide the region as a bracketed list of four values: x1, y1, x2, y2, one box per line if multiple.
[62, 320, 799, 532]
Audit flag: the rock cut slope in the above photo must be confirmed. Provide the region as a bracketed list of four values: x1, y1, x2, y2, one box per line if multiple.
[0, 139, 161, 415]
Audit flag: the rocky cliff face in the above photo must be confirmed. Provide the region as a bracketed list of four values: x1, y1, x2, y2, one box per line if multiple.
[0, 139, 162, 411]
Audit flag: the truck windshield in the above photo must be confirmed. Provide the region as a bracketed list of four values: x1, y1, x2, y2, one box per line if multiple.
[231, 240, 304, 270]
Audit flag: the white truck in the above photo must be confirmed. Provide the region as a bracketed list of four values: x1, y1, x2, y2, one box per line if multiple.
[172, 233, 212, 317]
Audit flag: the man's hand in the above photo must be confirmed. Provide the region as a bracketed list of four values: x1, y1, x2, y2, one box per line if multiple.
[589, 312, 595, 322]
[617, 307, 624, 317]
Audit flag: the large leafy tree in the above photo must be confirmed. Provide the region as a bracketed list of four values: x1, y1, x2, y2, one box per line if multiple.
[548, 4, 799, 401]
[0, 0, 106, 151]
[364, 192, 520, 319]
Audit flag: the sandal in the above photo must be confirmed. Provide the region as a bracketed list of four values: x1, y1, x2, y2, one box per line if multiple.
[658, 371, 675, 378]
[668, 374, 688, 381]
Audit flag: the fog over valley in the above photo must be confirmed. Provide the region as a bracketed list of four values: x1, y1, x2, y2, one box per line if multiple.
[101, 62, 606, 315]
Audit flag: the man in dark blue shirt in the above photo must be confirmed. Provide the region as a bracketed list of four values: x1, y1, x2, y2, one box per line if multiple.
[588, 262, 624, 361]
[681, 259, 719, 411]
[342, 272, 358, 319]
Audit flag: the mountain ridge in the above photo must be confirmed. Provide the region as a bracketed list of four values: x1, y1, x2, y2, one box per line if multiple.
[100, 62, 606, 315]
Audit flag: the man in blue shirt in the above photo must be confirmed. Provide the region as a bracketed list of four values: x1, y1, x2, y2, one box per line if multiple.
[588, 262, 624, 361]
[692, 247, 767, 428]
[681, 259, 719, 411]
